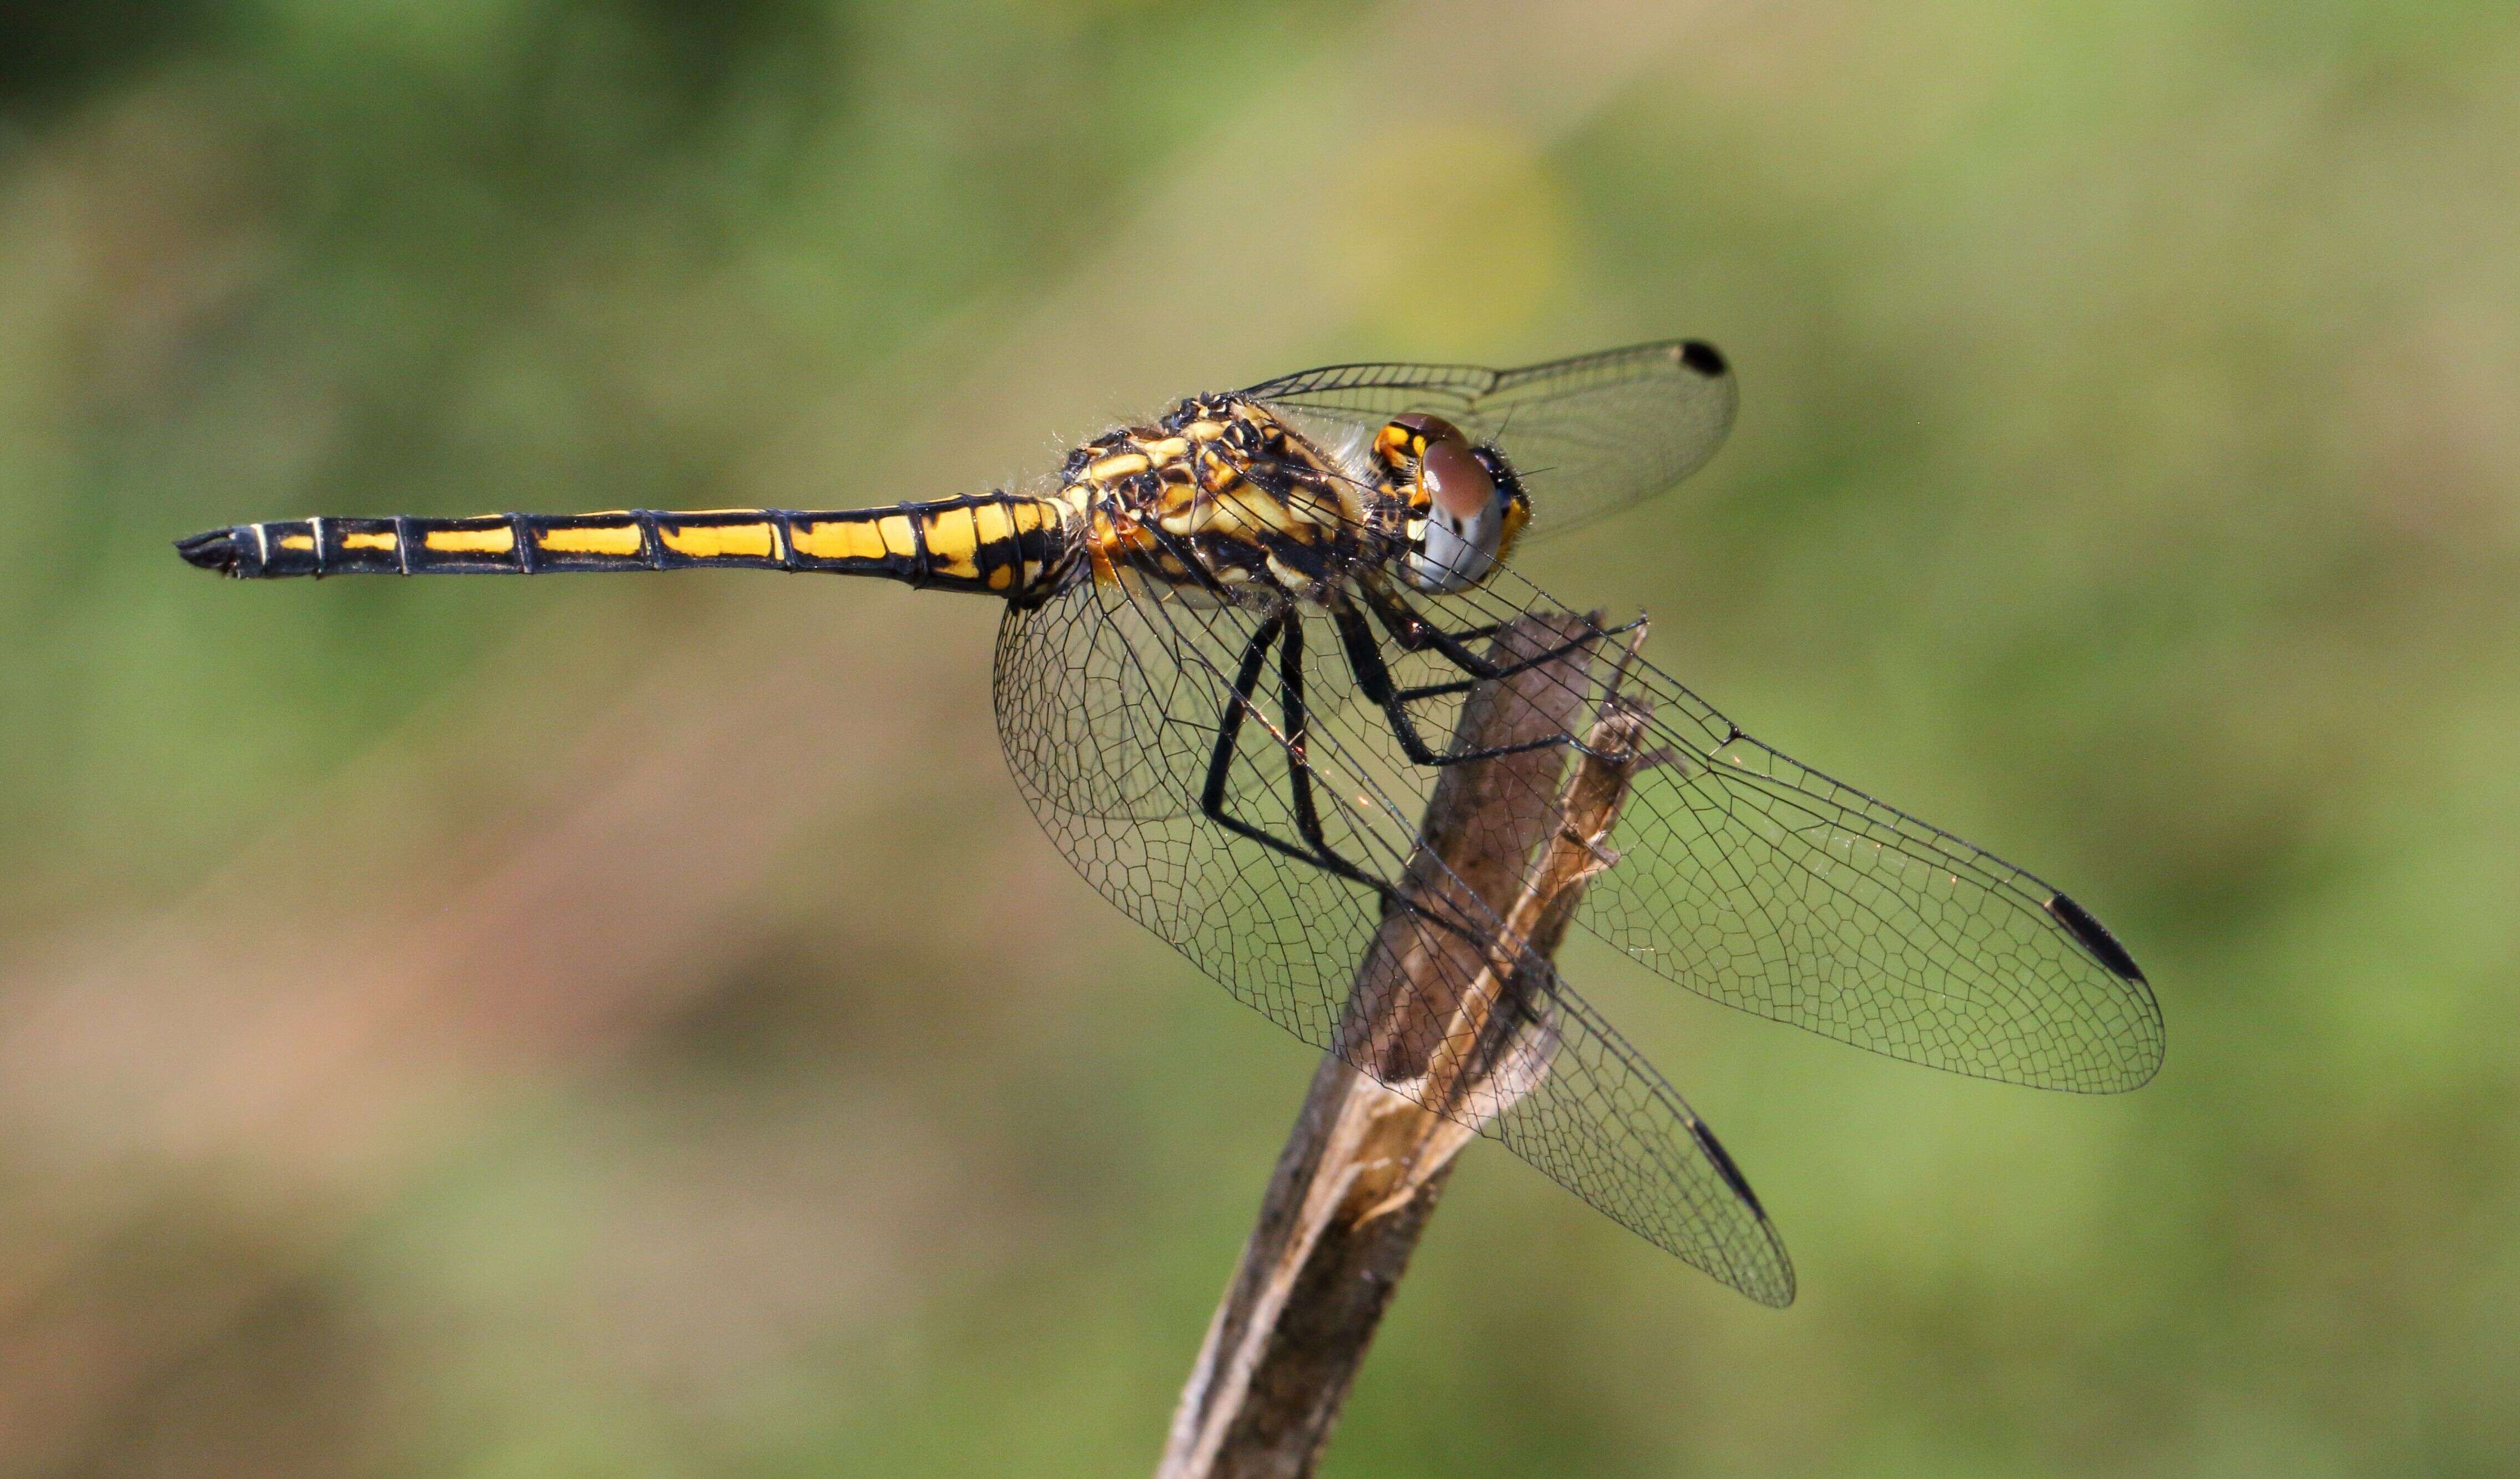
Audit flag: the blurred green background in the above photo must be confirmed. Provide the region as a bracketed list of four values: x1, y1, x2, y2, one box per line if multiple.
[4, 1, 2516, 1473]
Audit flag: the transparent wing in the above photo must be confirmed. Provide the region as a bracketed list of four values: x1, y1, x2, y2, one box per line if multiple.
[1242, 339, 1739, 543]
[1111, 421, 2159, 1093]
[1397, 568, 2166, 1094]
[993, 570, 1794, 1303]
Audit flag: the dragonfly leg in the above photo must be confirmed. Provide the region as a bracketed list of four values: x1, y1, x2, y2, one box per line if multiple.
[1201, 608, 1390, 896]
[1275, 617, 1386, 889]
[1332, 603, 1593, 769]
[1364, 584, 1645, 694]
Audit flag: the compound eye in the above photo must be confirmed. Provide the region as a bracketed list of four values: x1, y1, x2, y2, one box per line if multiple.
[1391, 411, 1461, 443]
[1421, 434, 1495, 521]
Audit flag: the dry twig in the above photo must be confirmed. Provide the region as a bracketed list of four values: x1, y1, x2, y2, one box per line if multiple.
[1160, 612, 1658, 1478]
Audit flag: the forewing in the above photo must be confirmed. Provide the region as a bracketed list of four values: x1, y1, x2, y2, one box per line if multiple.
[1398, 571, 2166, 1094]
[1243, 339, 1739, 542]
[1597, 685, 2163, 1090]
[992, 572, 1793, 1300]
[1128, 418, 2161, 1094]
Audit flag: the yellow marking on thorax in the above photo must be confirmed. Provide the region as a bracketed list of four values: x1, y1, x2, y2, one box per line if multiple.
[660, 522, 772, 559]
[426, 526, 515, 555]
[1155, 477, 1336, 543]
[1083, 505, 1147, 583]
[538, 524, 643, 556]
[1265, 553, 1314, 589]
[343, 530, 397, 552]
[1070, 411, 1345, 586]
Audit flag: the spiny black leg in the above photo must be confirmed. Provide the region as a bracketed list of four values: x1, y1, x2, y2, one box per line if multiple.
[1364, 582, 1643, 690]
[1333, 602, 1589, 769]
[1388, 636, 1633, 704]
[1201, 608, 1285, 823]
[1274, 617, 1384, 890]
[1386, 613, 1506, 650]
[1276, 614, 1546, 1061]
[1201, 609, 1391, 896]
[1277, 614, 1328, 849]
[1361, 582, 1511, 672]
[1333, 602, 1440, 763]
[1199, 612, 1550, 988]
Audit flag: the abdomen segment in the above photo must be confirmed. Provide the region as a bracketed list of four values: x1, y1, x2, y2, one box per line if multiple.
[176, 495, 1068, 598]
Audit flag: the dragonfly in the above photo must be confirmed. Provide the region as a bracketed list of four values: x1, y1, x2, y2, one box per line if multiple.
[177, 340, 2161, 1305]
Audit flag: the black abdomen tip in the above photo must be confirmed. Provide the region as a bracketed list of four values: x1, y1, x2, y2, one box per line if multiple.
[2045, 892, 2146, 983]
[175, 528, 245, 576]
[1679, 339, 1728, 377]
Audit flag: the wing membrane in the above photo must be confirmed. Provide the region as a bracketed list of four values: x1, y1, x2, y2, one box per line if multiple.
[994, 571, 1794, 1302]
[985, 366, 2155, 1299]
[1243, 339, 1739, 542]
[1401, 568, 2165, 1093]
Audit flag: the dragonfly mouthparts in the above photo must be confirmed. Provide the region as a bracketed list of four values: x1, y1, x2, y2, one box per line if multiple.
[175, 528, 243, 576]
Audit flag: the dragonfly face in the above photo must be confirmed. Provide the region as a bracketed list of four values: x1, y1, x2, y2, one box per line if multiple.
[176, 339, 2161, 1307]
[1374, 412, 1533, 594]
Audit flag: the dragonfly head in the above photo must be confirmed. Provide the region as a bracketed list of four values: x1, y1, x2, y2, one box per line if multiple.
[1378, 413, 1530, 593]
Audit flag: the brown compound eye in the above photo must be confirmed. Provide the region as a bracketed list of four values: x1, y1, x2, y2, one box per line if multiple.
[1391, 411, 1462, 444]
[1420, 434, 1495, 520]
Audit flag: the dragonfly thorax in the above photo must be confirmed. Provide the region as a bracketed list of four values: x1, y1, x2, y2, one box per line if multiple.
[1059, 395, 1403, 609]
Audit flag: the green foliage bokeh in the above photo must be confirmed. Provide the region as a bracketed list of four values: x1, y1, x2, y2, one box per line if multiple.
[3, 2, 2515, 1474]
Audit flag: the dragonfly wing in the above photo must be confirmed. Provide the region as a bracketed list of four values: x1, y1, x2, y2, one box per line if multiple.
[1395, 571, 2166, 1094]
[1491, 969, 1795, 1303]
[1244, 339, 1739, 543]
[1580, 657, 2165, 1092]
[992, 572, 1792, 1300]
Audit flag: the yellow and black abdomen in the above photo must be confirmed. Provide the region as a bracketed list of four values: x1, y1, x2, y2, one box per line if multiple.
[176, 495, 1071, 599]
